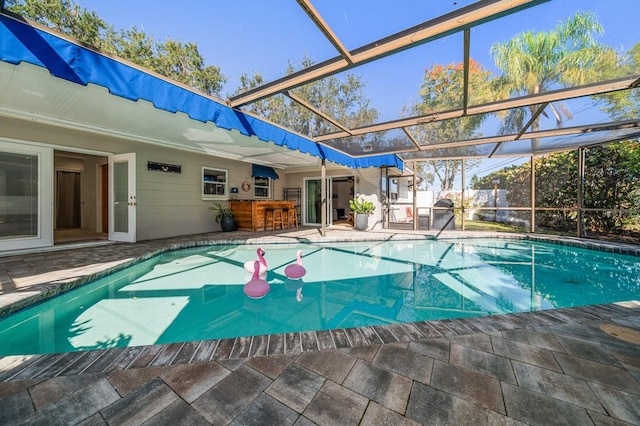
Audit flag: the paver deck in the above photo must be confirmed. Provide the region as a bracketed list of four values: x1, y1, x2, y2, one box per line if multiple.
[0, 228, 639, 425]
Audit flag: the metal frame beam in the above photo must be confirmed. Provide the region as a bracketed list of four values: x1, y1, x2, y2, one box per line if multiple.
[488, 102, 548, 157]
[402, 128, 422, 150]
[296, 0, 353, 64]
[417, 119, 640, 152]
[284, 91, 353, 135]
[314, 75, 639, 142]
[228, 0, 545, 107]
[462, 29, 471, 116]
[347, 119, 640, 159]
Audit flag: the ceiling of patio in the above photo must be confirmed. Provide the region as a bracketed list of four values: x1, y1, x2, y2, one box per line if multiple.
[225, 0, 640, 161]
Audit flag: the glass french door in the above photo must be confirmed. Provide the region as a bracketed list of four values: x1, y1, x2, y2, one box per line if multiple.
[108, 153, 136, 242]
[304, 178, 332, 226]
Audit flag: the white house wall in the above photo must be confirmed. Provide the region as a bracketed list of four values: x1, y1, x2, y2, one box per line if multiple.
[0, 115, 291, 243]
[354, 167, 383, 230]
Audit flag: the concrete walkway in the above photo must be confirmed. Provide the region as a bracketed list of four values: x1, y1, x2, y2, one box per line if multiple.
[0, 228, 639, 425]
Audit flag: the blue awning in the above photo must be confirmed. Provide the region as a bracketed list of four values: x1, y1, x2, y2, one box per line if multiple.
[0, 13, 403, 172]
[252, 164, 279, 179]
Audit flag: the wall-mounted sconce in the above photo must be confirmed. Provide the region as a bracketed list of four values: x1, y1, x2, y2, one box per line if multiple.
[230, 187, 239, 200]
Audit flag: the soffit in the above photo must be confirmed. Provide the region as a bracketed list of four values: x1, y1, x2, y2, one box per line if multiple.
[0, 60, 324, 169]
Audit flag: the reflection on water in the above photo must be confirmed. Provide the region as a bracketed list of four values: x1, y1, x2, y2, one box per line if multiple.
[0, 239, 638, 356]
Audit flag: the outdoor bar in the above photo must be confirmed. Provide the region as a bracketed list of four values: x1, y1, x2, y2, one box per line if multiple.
[230, 200, 295, 231]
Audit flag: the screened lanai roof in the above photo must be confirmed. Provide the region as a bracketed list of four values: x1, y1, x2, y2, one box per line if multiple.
[1, 0, 639, 166]
[225, 0, 640, 161]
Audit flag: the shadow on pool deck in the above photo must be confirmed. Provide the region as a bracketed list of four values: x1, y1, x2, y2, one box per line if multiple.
[0, 228, 639, 425]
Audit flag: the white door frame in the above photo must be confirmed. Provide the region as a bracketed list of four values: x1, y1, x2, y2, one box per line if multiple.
[0, 140, 53, 251]
[303, 177, 332, 227]
[108, 153, 136, 242]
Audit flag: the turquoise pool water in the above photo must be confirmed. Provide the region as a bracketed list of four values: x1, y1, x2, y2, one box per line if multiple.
[1, 239, 639, 356]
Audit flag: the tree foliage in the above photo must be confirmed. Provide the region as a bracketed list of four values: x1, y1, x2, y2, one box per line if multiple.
[6, 0, 109, 47]
[5, 0, 226, 96]
[472, 13, 640, 236]
[596, 42, 640, 121]
[233, 56, 379, 145]
[406, 59, 495, 191]
[471, 142, 640, 233]
[491, 12, 615, 142]
[469, 12, 640, 237]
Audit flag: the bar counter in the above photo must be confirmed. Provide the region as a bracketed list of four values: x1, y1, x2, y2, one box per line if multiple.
[230, 200, 295, 231]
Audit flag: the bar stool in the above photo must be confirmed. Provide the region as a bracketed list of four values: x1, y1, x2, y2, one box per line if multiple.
[282, 207, 290, 230]
[287, 208, 299, 228]
[265, 207, 284, 230]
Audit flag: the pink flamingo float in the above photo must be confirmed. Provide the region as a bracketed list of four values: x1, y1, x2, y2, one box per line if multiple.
[285, 250, 306, 280]
[244, 260, 270, 298]
[244, 248, 267, 276]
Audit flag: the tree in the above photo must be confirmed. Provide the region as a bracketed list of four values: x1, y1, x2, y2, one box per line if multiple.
[596, 43, 640, 122]
[5, 0, 111, 49]
[5, 0, 226, 96]
[108, 27, 155, 69]
[490, 12, 615, 147]
[405, 59, 495, 191]
[233, 56, 379, 145]
[472, 143, 640, 235]
[582, 142, 640, 233]
[153, 39, 226, 96]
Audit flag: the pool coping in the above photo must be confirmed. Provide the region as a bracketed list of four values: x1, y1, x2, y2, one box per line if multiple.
[1, 230, 639, 382]
[1, 301, 639, 383]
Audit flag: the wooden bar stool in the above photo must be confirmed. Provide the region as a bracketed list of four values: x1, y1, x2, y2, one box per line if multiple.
[282, 207, 290, 229]
[265, 207, 284, 230]
[287, 208, 298, 228]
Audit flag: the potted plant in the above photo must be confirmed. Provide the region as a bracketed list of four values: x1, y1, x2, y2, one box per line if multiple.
[349, 197, 376, 230]
[210, 201, 237, 232]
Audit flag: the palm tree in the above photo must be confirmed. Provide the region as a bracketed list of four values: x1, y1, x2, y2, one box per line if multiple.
[491, 12, 615, 150]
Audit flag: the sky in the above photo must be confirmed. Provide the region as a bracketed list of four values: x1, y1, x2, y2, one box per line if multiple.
[77, 0, 640, 124]
[75, 0, 639, 185]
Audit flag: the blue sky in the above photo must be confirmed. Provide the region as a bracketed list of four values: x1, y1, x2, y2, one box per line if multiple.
[78, 0, 640, 124]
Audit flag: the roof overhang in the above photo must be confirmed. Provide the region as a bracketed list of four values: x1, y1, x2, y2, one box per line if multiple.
[0, 13, 404, 172]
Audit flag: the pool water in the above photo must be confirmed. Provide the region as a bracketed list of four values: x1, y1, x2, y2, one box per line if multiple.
[1, 239, 639, 356]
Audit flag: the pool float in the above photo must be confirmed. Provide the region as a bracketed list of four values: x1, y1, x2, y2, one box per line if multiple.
[284, 250, 306, 279]
[244, 261, 270, 298]
[244, 248, 267, 275]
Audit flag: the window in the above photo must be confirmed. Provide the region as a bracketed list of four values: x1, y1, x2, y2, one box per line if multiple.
[253, 176, 271, 198]
[202, 167, 228, 199]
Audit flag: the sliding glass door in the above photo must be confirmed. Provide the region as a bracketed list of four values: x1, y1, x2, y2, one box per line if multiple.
[0, 141, 53, 251]
[304, 178, 332, 226]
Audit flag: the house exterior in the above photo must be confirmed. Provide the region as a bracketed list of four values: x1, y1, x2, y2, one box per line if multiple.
[0, 12, 403, 253]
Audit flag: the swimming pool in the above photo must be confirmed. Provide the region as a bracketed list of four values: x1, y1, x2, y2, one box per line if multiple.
[0, 238, 639, 356]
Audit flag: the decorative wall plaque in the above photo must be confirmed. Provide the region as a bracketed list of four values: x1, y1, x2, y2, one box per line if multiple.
[147, 161, 181, 173]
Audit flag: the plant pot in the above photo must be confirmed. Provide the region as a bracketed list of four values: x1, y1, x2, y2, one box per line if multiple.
[220, 214, 237, 232]
[354, 213, 369, 231]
